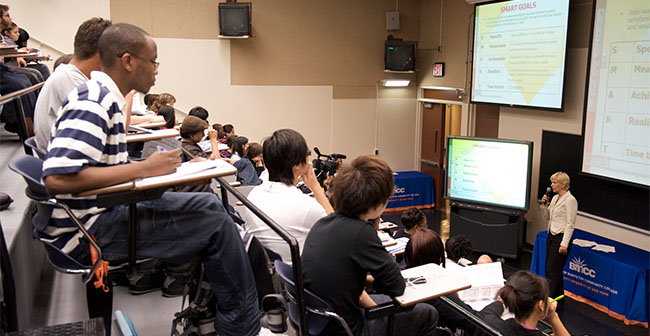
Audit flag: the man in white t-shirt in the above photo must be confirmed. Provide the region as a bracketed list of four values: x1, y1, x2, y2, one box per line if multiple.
[245, 129, 333, 264]
[34, 17, 111, 150]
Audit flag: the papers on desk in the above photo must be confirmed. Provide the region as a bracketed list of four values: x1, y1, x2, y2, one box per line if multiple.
[378, 221, 398, 231]
[135, 159, 235, 189]
[453, 262, 505, 311]
[395, 263, 472, 306]
[385, 237, 409, 255]
[198, 140, 229, 152]
[573, 239, 616, 253]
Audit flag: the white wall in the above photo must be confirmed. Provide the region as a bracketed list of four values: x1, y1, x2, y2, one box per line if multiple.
[499, 48, 649, 251]
[153, 37, 417, 169]
[4, 0, 110, 54]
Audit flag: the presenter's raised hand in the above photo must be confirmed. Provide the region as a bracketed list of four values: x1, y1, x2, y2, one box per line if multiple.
[141, 148, 182, 177]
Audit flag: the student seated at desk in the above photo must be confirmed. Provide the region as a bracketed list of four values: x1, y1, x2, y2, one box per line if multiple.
[247, 142, 265, 177]
[42, 23, 260, 336]
[233, 138, 262, 186]
[180, 116, 219, 160]
[393, 207, 427, 239]
[245, 129, 332, 264]
[405, 229, 489, 335]
[446, 234, 493, 267]
[302, 155, 438, 336]
[482, 271, 570, 336]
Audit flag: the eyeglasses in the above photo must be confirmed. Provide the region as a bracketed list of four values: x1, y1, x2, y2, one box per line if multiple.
[120, 52, 159, 70]
[404, 276, 427, 287]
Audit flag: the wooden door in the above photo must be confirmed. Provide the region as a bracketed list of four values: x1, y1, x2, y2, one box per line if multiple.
[420, 103, 446, 210]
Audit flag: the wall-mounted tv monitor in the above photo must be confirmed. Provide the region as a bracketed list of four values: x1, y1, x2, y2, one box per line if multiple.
[581, 0, 650, 187]
[470, 0, 570, 110]
[445, 136, 534, 211]
[218, 2, 252, 37]
[385, 40, 416, 72]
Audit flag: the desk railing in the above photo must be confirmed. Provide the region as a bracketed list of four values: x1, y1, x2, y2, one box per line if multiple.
[0, 81, 44, 155]
[215, 177, 309, 336]
[438, 296, 503, 336]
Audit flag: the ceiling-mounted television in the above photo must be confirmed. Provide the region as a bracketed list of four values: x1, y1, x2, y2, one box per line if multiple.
[385, 40, 416, 72]
[218, 2, 252, 38]
[470, 0, 570, 110]
[445, 136, 534, 212]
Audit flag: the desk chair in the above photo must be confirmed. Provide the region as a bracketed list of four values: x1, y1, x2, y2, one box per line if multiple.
[8, 154, 128, 335]
[274, 260, 354, 336]
[24, 136, 46, 159]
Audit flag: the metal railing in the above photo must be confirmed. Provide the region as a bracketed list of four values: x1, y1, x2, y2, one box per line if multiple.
[215, 177, 309, 336]
[0, 81, 44, 155]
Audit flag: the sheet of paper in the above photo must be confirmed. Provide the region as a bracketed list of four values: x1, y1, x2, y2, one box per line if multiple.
[135, 159, 234, 188]
[592, 244, 616, 253]
[395, 263, 472, 306]
[573, 239, 597, 248]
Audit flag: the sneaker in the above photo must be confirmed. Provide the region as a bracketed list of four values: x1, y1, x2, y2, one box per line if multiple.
[162, 275, 187, 297]
[128, 271, 165, 295]
[260, 294, 287, 333]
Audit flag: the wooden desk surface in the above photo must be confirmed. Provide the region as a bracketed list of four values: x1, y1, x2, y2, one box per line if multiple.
[394, 263, 472, 306]
[126, 128, 179, 143]
[75, 160, 236, 197]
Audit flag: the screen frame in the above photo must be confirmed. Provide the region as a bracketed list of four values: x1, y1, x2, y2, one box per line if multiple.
[469, 0, 571, 111]
[444, 135, 534, 212]
[218, 2, 252, 37]
[578, 0, 650, 188]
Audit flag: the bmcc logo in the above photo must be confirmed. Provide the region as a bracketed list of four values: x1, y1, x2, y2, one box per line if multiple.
[568, 257, 596, 278]
[394, 185, 406, 194]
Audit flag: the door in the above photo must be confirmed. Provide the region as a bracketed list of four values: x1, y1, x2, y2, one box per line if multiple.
[420, 103, 446, 210]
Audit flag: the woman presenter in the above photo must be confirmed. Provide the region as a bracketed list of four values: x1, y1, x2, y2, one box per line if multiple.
[540, 171, 577, 311]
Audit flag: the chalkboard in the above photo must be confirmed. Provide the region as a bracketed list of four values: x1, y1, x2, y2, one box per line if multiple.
[538, 130, 649, 231]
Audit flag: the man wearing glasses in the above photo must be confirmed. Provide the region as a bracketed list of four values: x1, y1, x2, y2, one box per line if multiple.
[42, 23, 261, 336]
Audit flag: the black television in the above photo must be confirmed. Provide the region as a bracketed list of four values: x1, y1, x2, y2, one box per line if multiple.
[445, 136, 534, 212]
[385, 40, 416, 72]
[218, 2, 252, 37]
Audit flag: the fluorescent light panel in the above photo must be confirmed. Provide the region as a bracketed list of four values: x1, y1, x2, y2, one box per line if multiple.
[382, 79, 410, 87]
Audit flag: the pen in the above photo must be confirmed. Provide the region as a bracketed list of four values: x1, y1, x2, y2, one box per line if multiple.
[550, 294, 564, 303]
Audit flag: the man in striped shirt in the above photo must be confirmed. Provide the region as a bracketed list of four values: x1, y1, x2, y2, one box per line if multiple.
[41, 23, 260, 336]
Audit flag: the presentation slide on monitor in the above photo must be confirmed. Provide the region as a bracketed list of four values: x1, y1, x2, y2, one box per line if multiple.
[583, 0, 650, 186]
[471, 0, 570, 109]
[447, 139, 530, 209]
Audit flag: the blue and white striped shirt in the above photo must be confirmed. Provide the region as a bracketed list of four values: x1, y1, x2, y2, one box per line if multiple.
[42, 71, 128, 254]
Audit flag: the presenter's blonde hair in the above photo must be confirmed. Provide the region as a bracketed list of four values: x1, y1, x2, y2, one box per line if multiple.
[550, 172, 570, 190]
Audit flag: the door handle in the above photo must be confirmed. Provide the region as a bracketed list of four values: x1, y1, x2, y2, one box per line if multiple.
[420, 159, 439, 167]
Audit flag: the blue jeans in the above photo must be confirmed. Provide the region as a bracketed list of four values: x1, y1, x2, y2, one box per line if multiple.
[92, 192, 261, 336]
[363, 294, 438, 336]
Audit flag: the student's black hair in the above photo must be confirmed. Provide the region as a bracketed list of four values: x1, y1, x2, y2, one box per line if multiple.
[263, 129, 309, 185]
[445, 234, 473, 263]
[188, 106, 209, 121]
[233, 136, 249, 157]
[223, 124, 234, 134]
[157, 106, 175, 129]
[401, 207, 426, 230]
[497, 271, 549, 320]
[97, 23, 149, 69]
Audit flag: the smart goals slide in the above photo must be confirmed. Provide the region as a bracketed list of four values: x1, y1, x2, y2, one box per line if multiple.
[471, 0, 570, 109]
